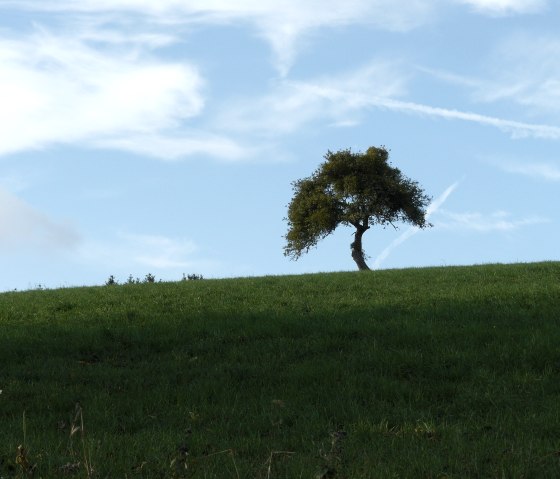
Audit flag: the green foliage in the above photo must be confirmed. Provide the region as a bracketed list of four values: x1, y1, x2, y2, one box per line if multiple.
[105, 273, 205, 287]
[1, 262, 560, 477]
[182, 273, 204, 281]
[284, 146, 431, 262]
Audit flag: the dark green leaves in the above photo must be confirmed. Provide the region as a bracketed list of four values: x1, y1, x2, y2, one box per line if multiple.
[284, 146, 431, 262]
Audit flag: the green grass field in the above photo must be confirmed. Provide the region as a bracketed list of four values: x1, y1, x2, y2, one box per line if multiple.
[1, 262, 560, 478]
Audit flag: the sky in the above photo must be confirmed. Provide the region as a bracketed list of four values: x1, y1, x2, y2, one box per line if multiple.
[0, 0, 558, 291]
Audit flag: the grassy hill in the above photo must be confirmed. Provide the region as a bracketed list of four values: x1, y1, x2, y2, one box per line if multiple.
[1, 262, 559, 478]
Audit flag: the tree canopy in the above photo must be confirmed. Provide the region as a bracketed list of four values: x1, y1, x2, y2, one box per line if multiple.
[284, 146, 432, 270]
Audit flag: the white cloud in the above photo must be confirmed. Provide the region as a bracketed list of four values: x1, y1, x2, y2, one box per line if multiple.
[218, 61, 408, 134]
[435, 210, 550, 232]
[371, 97, 560, 139]
[76, 29, 177, 49]
[2, 1, 557, 163]
[499, 162, 560, 181]
[373, 181, 459, 269]
[418, 36, 560, 122]
[95, 133, 250, 161]
[471, 35, 560, 116]
[7, 0, 436, 26]
[121, 233, 198, 269]
[219, 61, 560, 140]
[457, 0, 548, 15]
[79, 232, 199, 271]
[0, 30, 201, 146]
[0, 0, 436, 75]
[0, 188, 81, 251]
[373, 194, 550, 269]
[416, 66, 482, 89]
[0, 27, 249, 160]
[244, 0, 435, 76]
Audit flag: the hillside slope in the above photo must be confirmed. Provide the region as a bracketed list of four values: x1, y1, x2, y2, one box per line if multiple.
[1, 262, 559, 478]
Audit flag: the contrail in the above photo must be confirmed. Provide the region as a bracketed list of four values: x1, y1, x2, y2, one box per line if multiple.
[369, 97, 560, 140]
[372, 181, 460, 269]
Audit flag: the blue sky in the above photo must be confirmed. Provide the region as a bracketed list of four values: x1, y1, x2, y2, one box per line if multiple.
[0, 0, 558, 290]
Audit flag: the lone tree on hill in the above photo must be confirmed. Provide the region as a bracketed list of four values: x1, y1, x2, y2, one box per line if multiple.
[284, 146, 432, 271]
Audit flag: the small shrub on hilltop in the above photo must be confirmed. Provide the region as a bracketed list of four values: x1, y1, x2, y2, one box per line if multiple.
[182, 273, 204, 281]
[104, 273, 204, 286]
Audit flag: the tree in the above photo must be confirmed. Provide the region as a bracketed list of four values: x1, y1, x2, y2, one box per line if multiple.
[284, 146, 432, 271]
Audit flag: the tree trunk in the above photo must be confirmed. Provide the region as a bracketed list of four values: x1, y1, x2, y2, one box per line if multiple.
[351, 226, 370, 271]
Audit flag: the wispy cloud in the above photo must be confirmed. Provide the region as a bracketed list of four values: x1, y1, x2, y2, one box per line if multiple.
[0, 0, 437, 75]
[471, 34, 560, 116]
[373, 181, 459, 269]
[497, 161, 560, 181]
[456, 0, 548, 15]
[95, 133, 251, 161]
[218, 61, 408, 134]
[120, 233, 198, 269]
[2, 0, 558, 164]
[0, 188, 81, 251]
[435, 209, 550, 232]
[78, 232, 202, 271]
[370, 97, 560, 139]
[0, 27, 248, 160]
[415, 66, 482, 89]
[219, 62, 560, 140]
[417, 33, 560, 124]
